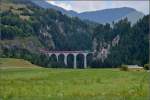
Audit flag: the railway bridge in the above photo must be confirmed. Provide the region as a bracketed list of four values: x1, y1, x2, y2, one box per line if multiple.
[40, 50, 94, 69]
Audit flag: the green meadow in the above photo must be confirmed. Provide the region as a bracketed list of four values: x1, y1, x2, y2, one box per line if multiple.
[0, 58, 149, 100]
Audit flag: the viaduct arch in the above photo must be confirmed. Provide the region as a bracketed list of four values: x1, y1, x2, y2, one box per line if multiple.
[40, 50, 94, 69]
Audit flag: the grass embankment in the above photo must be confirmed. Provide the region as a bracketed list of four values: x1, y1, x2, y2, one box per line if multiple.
[0, 58, 40, 69]
[0, 58, 149, 100]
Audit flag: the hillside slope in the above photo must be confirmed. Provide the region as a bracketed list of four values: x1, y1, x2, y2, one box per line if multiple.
[0, 58, 40, 69]
[0, 0, 149, 68]
[0, 0, 94, 68]
[0, 0, 94, 51]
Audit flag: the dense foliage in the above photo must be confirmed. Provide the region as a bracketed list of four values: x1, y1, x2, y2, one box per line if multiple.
[0, 0, 149, 68]
[92, 16, 149, 67]
[0, 1, 94, 68]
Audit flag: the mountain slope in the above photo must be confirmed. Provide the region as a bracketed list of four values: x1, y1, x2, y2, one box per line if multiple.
[113, 8, 145, 24]
[0, 0, 149, 68]
[30, 0, 77, 16]
[0, 0, 94, 51]
[31, 0, 144, 24]
[0, 0, 94, 68]
[91, 16, 149, 67]
[78, 7, 144, 24]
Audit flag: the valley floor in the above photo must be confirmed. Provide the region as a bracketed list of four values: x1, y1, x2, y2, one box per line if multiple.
[0, 58, 150, 100]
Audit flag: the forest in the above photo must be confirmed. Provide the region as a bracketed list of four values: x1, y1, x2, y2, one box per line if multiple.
[0, 0, 149, 68]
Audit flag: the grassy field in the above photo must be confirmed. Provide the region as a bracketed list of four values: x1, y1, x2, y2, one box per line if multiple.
[0, 58, 149, 100]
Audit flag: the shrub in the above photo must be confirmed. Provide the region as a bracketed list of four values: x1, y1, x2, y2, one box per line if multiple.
[120, 64, 128, 71]
[144, 64, 150, 70]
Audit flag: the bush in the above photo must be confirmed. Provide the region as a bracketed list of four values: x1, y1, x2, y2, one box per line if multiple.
[120, 64, 128, 71]
[144, 64, 150, 70]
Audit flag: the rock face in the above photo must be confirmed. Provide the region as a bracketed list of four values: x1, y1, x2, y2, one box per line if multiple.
[112, 35, 120, 46]
[93, 35, 120, 62]
[39, 30, 55, 49]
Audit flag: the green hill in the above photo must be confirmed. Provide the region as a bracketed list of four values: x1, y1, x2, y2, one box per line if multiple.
[0, 58, 40, 69]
